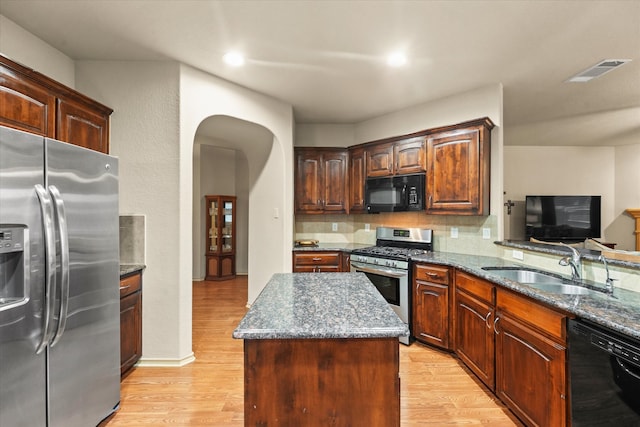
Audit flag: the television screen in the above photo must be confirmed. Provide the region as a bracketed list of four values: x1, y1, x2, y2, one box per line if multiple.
[525, 195, 601, 242]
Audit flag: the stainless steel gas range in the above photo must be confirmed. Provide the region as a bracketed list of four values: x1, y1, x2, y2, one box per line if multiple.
[350, 227, 433, 345]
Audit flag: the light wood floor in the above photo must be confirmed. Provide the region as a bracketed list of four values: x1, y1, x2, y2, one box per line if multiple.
[105, 276, 523, 426]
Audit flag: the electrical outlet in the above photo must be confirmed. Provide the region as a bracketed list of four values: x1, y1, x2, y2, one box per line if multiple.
[450, 227, 458, 239]
[332, 223, 338, 232]
[364, 223, 370, 231]
[482, 228, 491, 239]
[512, 250, 524, 260]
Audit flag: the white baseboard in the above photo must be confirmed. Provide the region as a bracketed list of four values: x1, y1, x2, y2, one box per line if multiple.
[136, 352, 196, 368]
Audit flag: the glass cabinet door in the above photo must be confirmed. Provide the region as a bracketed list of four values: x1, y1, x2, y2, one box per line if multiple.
[205, 195, 236, 281]
[209, 198, 218, 252]
[222, 200, 234, 253]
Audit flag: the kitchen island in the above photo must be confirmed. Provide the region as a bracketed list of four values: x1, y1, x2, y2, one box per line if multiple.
[233, 272, 408, 427]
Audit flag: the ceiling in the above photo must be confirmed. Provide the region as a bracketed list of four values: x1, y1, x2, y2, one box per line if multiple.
[1, 0, 638, 146]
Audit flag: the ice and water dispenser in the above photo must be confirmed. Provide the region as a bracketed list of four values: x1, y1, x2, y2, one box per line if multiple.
[0, 225, 27, 309]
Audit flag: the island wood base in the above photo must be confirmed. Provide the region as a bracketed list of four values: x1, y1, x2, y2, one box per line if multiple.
[243, 337, 400, 427]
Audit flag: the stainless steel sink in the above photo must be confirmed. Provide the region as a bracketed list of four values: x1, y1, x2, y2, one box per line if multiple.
[481, 267, 565, 284]
[528, 283, 593, 295]
[481, 267, 602, 296]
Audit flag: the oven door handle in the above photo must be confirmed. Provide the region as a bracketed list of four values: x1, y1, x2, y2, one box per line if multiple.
[350, 261, 407, 278]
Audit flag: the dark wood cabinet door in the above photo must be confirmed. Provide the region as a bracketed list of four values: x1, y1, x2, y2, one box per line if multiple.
[295, 150, 324, 213]
[0, 67, 56, 137]
[366, 142, 394, 177]
[57, 98, 110, 153]
[394, 137, 425, 175]
[413, 280, 450, 349]
[322, 150, 348, 212]
[454, 288, 495, 390]
[292, 251, 342, 272]
[426, 119, 492, 215]
[348, 147, 366, 213]
[495, 312, 567, 427]
[120, 290, 142, 375]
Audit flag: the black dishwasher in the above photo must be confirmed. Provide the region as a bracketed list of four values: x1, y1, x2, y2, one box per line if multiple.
[569, 319, 640, 426]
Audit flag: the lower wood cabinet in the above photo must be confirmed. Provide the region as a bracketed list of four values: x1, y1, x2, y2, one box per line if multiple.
[453, 271, 496, 390]
[292, 251, 342, 272]
[413, 263, 452, 349]
[243, 338, 400, 426]
[120, 271, 142, 376]
[495, 289, 568, 427]
[452, 270, 569, 427]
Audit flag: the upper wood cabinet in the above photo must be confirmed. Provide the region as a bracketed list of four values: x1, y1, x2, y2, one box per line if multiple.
[365, 137, 426, 177]
[295, 148, 348, 214]
[348, 147, 366, 213]
[0, 55, 112, 153]
[366, 142, 394, 177]
[426, 118, 494, 215]
[394, 137, 426, 175]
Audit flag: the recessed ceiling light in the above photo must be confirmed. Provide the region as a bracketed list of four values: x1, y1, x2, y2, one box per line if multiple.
[387, 52, 407, 68]
[223, 51, 245, 67]
[566, 59, 631, 82]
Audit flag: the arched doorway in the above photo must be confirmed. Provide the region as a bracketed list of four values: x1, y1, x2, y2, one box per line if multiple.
[191, 115, 274, 290]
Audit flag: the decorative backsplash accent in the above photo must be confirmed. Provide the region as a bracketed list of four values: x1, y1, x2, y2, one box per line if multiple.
[120, 215, 145, 264]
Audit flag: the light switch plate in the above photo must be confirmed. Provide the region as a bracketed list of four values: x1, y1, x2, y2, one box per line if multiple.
[364, 223, 370, 231]
[450, 227, 459, 239]
[482, 228, 491, 239]
[512, 250, 524, 260]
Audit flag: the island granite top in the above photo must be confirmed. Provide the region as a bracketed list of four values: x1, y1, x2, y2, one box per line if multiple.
[232, 272, 409, 340]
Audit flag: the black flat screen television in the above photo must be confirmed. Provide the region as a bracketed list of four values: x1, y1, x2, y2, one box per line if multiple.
[525, 195, 601, 242]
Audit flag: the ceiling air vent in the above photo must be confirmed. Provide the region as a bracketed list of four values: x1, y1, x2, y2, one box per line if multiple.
[567, 59, 632, 82]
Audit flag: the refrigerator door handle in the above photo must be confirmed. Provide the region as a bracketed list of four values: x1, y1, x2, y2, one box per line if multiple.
[34, 184, 57, 354]
[49, 185, 69, 346]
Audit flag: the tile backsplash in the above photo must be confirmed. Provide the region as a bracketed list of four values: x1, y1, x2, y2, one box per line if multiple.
[119, 215, 145, 264]
[295, 212, 499, 257]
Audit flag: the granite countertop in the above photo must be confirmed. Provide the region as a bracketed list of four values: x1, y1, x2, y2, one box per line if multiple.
[410, 252, 640, 341]
[119, 264, 145, 277]
[292, 243, 372, 252]
[232, 272, 409, 340]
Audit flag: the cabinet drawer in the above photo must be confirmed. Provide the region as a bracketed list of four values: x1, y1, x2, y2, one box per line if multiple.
[120, 272, 142, 298]
[455, 271, 494, 305]
[496, 288, 567, 342]
[414, 264, 450, 285]
[293, 252, 341, 266]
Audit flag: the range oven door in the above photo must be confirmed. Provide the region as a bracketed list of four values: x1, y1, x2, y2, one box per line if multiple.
[350, 260, 410, 345]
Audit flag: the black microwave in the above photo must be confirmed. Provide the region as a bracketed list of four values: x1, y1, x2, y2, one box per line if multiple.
[365, 173, 425, 213]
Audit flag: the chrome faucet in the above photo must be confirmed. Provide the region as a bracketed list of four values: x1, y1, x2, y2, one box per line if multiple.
[559, 243, 582, 280]
[599, 255, 617, 295]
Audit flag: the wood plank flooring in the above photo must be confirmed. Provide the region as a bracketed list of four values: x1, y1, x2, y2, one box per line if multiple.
[105, 276, 523, 426]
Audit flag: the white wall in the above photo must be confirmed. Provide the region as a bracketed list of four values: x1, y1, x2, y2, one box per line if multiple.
[295, 123, 355, 147]
[503, 145, 640, 250]
[614, 144, 640, 250]
[75, 60, 192, 365]
[0, 15, 75, 87]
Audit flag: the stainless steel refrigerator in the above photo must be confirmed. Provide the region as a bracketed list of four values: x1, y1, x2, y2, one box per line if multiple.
[0, 125, 120, 426]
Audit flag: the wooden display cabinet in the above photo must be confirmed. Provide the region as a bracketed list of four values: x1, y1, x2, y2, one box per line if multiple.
[205, 195, 236, 281]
